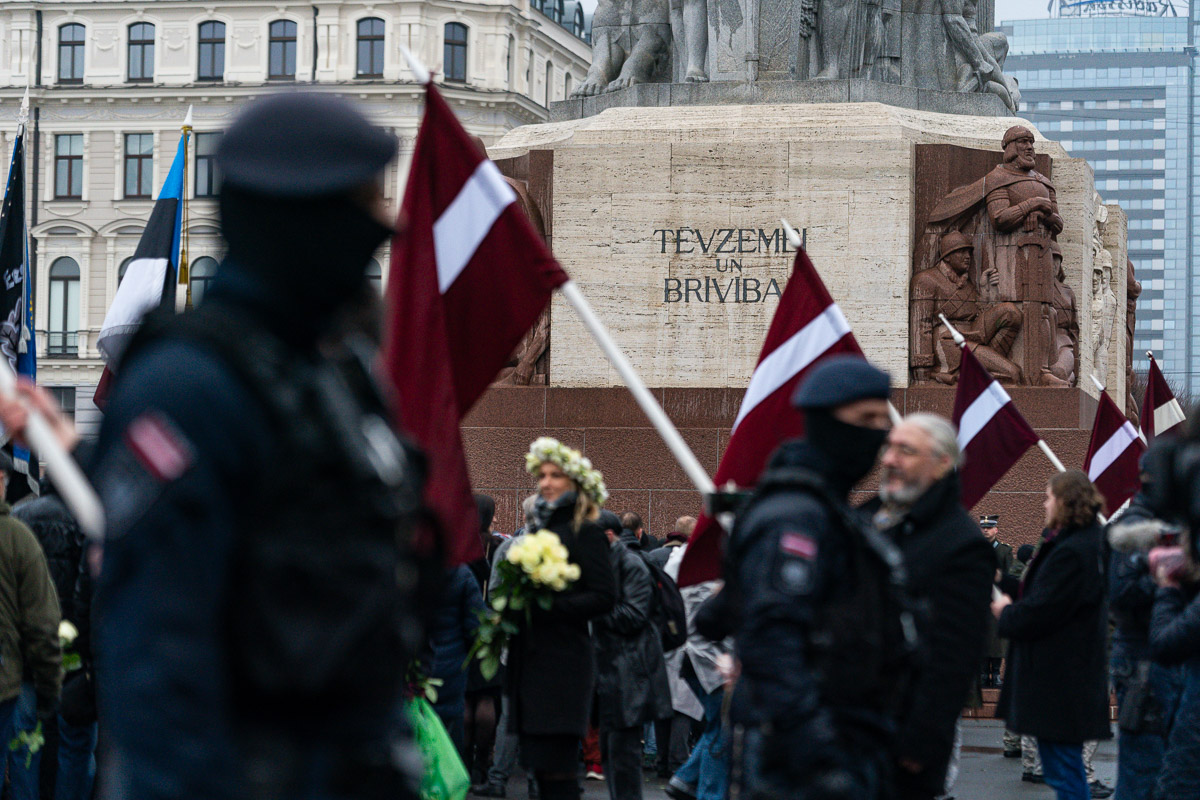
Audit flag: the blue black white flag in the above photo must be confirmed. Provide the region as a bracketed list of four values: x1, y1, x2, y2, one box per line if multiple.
[95, 129, 187, 405]
[0, 124, 38, 488]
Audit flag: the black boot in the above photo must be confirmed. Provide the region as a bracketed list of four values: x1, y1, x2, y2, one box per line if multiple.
[471, 781, 506, 798]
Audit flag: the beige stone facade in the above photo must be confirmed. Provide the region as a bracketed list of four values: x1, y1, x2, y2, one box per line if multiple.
[0, 0, 590, 435]
[491, 102, 1127, 401]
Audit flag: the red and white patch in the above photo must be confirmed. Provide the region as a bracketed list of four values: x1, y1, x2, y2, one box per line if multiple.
[124, 412, 193, 483]
[780, 532, 818, 560]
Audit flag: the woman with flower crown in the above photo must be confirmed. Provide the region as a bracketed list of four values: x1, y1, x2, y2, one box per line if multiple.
[504, 438, 616, 800]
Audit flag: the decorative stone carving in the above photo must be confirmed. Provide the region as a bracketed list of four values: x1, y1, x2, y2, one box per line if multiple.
[572, 0, 671, 97]
[1126, 261, 1142, 421]
[911, 128, 1067, 386]
[1042, 241, 1077, 387]
[813, 0, 883, 80]
[495, 175, 551, 386]
[1091, 256, 1116, 388]
[911, 231, 1022, 384]
[670, 0, 709, 82]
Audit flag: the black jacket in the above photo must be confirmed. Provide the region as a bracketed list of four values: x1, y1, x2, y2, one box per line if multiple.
[865, 474, 994, 793]
[13, 492, 85, 621]
[998, 522, 1112, 742]
[593, 541, 673, 730]
[428, 565, 484, 717]
[1107, 496, 1160, 652]
[1150, 586, 1200, 797]
[506, 501, 616, 737]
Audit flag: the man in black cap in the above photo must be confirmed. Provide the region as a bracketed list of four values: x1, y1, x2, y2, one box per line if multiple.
[979, 514, 1012, 689]
[723, 354, 915, 800]
[82, 93, 423, 800]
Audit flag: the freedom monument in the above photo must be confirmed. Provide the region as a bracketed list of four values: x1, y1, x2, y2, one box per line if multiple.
[464, 0, 1133, 540]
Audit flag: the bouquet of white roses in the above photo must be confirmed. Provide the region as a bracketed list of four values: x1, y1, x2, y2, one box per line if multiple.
[467, 530, 582, 680]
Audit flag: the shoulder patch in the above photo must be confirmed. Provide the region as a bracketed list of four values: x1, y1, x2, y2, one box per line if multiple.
[780, 531, 818, 560]
[125, 412, 194, 482]
[95, 411, 196, 538]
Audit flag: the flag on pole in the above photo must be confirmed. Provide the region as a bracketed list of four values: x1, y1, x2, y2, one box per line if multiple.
[1085, 390, 1145, 513]
[1141, 354, 1185, 442]
[951, 345, 1040, 510]
[0, 120, 38, 489]
[382, 79, 568, 566]
[676, 247, 862, 587]
[94, 129, 188, 406]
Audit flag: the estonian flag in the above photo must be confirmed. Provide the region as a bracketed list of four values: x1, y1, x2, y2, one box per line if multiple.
[0, 126, 38, 490]
[95, 130, 187, 406]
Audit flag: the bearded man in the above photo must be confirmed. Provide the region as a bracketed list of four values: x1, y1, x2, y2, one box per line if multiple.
[863, 414, 994, 800]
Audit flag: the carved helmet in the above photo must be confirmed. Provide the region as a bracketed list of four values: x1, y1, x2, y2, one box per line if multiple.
[938, 231, 974, 262]
[1002, 125, 1035, 149]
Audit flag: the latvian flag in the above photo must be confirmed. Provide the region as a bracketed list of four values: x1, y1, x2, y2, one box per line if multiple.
[1141, 354, 1186, 442]
[1085, 391, 1145, 514]
[94, 129, 187, 406]
[951, 345, 1040, 510]
[382, 80, 568, 565]
[676, 247, 861, 587]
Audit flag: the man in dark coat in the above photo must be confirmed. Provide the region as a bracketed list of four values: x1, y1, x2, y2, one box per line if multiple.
[980, 515, 1012, 689]
[865, 413, 994, 799]
[727, 355, 911, 800]
[594, 516, 672, 800]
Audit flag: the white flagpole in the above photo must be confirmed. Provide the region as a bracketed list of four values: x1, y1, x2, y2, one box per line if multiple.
[937, 313, 1068, 475]
[780, 219, 902, 426]
[0, 361, 103, 540]
[557, 281, 716, 496]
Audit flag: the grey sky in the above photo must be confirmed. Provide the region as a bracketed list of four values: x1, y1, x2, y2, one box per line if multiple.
[576, 0, 1054, 23]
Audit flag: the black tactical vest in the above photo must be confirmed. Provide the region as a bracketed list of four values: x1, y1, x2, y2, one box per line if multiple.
[737, 468, 917, 720]
[121, 302, 423, 734]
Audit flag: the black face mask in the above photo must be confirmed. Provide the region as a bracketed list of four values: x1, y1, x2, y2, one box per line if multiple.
[219, 185, 393, 332]
[805, 408, 889, 492]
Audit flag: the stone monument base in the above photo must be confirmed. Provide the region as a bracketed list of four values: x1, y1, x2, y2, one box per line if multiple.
[552, 79, 1013, 122]
[464, 386, 1099, 549]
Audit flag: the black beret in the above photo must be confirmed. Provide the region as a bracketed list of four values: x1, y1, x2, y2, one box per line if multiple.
[597, 510, 622, 535]
[791, 355, 891, 410]
[216, 92, 396, 198]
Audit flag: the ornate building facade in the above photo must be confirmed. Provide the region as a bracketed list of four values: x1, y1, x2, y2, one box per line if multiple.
[0, 0, 590, 434]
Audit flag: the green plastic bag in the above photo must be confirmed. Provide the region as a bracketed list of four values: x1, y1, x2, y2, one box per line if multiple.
[405, 698, 470, 800]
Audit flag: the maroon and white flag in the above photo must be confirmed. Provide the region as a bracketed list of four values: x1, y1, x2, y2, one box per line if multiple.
[676, 247, 862, 587]
[951, 345, 1040, 510]
[1085, 391, 1145, 514]
[1141, 354, 1186, 442]
[382, 80, 568, 565]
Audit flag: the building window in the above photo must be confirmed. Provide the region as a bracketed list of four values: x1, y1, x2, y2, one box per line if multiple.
[444, 23, 467, 83]
[48, 387, 76, 422]
[189, 256, 218, 305]
[551, 0, 565, 23]
[545, 61, 553, 105]
[357, 18, 385, 78]
[366, 258, 382, 292]
[128, 22, 155, 82]
[268, 20, 297, 80]
[198, 21, 225, 81]
[54, 134, 83, 200]
[506, 35, 514, 87]
[124, 133, 154, 199]
[118, 256, 133, 285]
[58, 24, 85, 84]
[48, 258, 80, 357]
[194, 132, 221, 198]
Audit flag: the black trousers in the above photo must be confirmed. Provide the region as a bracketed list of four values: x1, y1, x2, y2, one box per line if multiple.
[655, 713, 692, 774]
[602, 725, 644, 800]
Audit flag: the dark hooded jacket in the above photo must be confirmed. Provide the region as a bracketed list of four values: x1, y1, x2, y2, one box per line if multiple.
[14, 489, 86, 621]
[863, 473, 993, 794]
[593, 540, 673, 730]
[1149, 585, 1200, 798]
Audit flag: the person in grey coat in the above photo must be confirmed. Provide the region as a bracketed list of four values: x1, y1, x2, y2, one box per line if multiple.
[594, 512, 672, 800]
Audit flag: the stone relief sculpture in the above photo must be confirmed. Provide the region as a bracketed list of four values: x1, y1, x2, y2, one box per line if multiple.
[572, 0, 671, 96]
[568, 0, 1021, 108]
[912, 127, 1068, 386]
[1042, 241, 1077, 387]
[1091, 258, 1116, 387]
[1126, 261, 1142, 420]
[911, 231, 1023, 384]
[495, 176, 551, 385]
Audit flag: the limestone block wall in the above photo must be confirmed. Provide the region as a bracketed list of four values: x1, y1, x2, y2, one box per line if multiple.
[490, 102, 1122, 394]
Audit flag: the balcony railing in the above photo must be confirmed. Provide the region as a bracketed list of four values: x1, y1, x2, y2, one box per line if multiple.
[47, 331, 78, 357]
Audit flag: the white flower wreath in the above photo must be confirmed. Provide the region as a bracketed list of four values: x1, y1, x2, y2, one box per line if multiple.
[525, 436, 609, 506]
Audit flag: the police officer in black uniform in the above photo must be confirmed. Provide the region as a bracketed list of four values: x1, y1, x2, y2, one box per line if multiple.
[82, 94, 423, 800]
[726, 355, 915, 800]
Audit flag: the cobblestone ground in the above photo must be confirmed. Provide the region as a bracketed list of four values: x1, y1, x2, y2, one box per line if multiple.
[492, 720, 1118, 800]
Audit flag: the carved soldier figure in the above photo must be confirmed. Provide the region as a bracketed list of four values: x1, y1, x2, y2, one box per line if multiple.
[814, 0, 883, 80]
[1041, 241, 1077, 387]
[911, 231, 1022, 384]
[1092, 259, 1117, 386]
[1126, 261, 1142, 420]
[986, 127, 1063, 238]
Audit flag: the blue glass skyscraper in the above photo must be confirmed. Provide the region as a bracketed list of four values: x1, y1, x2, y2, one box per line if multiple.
[1000, 3, 1195, 392]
